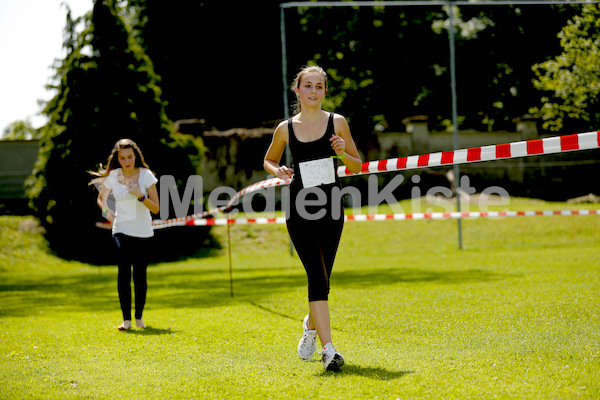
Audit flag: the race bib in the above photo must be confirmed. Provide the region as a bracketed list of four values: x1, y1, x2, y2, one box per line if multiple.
[298, 157, 336, 188]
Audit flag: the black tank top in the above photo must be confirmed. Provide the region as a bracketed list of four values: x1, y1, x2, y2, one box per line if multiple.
[287, 112, 343, 221]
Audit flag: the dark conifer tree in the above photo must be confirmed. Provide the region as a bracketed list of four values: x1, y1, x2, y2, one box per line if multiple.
[27, 0, 206, 263]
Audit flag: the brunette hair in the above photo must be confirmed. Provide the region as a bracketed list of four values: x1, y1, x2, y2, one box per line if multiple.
[291, 65, 328, 115]
[89, 138, 150, 185]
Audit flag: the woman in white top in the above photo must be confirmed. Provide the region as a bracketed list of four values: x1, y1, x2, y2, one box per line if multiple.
[91, 139, 160, 331]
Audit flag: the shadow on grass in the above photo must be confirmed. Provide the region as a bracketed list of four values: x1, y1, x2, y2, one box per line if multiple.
[318, 364, 414, 380]
[246, 300, 298, 321]
[0, 263, 518, 317]
[122, 326, 178, 336]
[0, 273, 117, 317]
[333, 267, 519, 288]
[0, 264, 303, 317]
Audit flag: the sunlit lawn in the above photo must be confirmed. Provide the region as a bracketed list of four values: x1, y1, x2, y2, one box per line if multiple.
[1, 197, 599, 399]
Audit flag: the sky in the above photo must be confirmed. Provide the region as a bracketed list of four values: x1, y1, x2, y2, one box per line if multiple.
[0, 0, 94, 134]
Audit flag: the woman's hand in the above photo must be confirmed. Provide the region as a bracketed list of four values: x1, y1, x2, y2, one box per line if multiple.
[104, 209, 115, 223]
[330, 134, 346, 156]
[129, 184, 143, 199]
[98, 185, 115, 223]
[274, 165, 294, 180]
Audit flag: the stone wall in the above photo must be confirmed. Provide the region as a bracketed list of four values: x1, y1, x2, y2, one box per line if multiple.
[377, 115, 539, 187]
[0, 140, 40, 199]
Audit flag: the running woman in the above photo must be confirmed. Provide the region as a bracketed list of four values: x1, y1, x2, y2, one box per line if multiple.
[264, 65, 362, 370]
[90, 139, 160, 331]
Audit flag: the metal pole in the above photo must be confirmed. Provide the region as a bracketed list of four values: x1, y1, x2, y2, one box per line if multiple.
[281, 7, 290, 121]
[280, 6, 294, 256]
[448, 2, 463, 249]
[281, 0, 598, 8]
[227, 219, 234, 297]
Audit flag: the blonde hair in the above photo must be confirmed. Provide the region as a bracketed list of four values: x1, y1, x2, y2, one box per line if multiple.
[291, 65, 328, 115]
[89, 138, 151, 185]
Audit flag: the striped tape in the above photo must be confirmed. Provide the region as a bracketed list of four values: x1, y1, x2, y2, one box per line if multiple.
[337, 130, 600, 177]
[142, 209, 600, 229]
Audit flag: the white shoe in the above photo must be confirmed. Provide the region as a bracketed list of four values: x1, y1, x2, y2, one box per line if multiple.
[321, 343, 344, 371]
[297, 314, 317, 360]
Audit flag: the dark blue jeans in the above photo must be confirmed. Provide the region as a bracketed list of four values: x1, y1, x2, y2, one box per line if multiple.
[113, 233, 151, 320]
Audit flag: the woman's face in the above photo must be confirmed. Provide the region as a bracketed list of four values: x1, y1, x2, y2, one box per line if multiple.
[296, 72, 326, 108]
[117, 148, 136, 172]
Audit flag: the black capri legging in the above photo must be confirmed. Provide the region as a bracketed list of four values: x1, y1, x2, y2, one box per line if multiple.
[286, 218, 344, 302]
[113, 233, 151, 320]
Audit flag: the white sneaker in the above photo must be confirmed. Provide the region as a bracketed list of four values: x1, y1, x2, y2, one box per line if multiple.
[320, 343, 345, 371]
[297, 314, 317, 360]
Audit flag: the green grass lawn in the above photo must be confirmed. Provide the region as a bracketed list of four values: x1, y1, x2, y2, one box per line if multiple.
[1, 198, 599, 399]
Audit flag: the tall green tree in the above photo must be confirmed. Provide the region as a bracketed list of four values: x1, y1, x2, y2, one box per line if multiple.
[125, 0, 284, 129]
[531, 4, 600, 132]
[290, 3, 577, 135]
[26, 0, 205, 263]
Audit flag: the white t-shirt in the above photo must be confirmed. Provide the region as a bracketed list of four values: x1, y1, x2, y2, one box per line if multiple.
[103, 168, 158, 238]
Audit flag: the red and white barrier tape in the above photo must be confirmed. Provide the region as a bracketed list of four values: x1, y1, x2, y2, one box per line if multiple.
[338, 130, 600, 177]
[141, 209, 599, 229]
[96, 130, 600, 229]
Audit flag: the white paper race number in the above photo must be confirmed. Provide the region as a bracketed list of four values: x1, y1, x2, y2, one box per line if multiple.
[298, 157, 336, 188]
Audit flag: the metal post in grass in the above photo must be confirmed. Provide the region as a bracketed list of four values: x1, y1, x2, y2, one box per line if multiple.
[227, 218, 234, 298]
[280, 6, 294, 257]
[447, 2, 464, 250]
